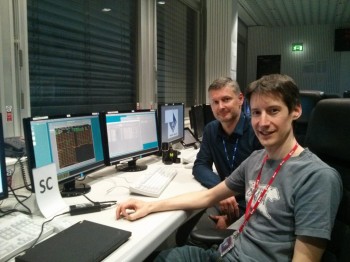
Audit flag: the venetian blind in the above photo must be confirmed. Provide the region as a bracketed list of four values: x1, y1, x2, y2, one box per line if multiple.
[27, 0, 137, 116]
[156, 0, 197, 106]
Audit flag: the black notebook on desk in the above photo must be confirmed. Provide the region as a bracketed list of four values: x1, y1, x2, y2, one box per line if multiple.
[15, 220, 131, 262]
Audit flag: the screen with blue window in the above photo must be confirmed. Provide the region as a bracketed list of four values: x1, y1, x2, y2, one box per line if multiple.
[23, 113, 105, 197]
[101, 110, 159, 172]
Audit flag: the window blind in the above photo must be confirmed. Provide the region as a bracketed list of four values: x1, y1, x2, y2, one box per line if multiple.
[156, 0, 197, 106]
[27, 0, 137, 116]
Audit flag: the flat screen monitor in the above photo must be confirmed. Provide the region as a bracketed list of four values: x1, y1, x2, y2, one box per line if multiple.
[181, 127, 199, 148]
[334, 28, 350, 51]
[23, 113, 106, 197]
[101, 110, 159, 172]
[157, 103, 185, 147]
[203, 104, 215, 125]
[190, 104, 205, 141]
[0, 114, 8, 200]
[242, 98, 251, 116]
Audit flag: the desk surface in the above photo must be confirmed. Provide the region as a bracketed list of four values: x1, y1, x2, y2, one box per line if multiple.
[2, 149, 205, 262]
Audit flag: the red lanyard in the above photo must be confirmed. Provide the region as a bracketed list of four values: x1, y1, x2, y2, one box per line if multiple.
[238, 143, 299, 233]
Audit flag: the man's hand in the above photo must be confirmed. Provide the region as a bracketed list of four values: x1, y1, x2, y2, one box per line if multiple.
[219, 196, 240, 219]
[116, 199, 150, 221]
[209, 214, 230, 229]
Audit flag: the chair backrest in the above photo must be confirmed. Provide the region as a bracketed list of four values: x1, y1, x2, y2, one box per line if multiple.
[294, 90, 325, 146]
[298, 90, 325, 123]
[305, 98, 350, 261]
[344, 90, 350, 98]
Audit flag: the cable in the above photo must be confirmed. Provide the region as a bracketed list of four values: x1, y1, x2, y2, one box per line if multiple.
[28, 210, 70, 250]
[8, 185, 32, 215]
[7, 154, 32, 191]
[17, 156, 32, 191]
[82, 194, 117, 206]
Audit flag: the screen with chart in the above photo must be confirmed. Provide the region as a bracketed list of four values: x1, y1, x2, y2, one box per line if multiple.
[101, 110, 159, 172]
[23, 113, 105, 197]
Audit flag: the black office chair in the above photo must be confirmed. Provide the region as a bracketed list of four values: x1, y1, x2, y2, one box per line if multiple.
[294, 90, 325, 146]
[304, 98, 350, 262]
[323, 93, 340, 99]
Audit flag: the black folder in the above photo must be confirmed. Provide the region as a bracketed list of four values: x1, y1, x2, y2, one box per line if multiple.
[15, 220, 131, 262]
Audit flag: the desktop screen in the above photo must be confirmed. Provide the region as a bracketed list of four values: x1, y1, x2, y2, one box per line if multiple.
[182, 127, 199, 147]
[23, 113, 105, 196]
[242, 98, 251, 116]
[158, 103, 185, 146]
[101, 110, 159, 172]
[202, 104, 215, 125]
[190, 104, 205, 141]
[0, 114, 8, 200]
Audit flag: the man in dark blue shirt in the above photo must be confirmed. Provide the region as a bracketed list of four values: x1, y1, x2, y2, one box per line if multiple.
[193, 77, 261, 228]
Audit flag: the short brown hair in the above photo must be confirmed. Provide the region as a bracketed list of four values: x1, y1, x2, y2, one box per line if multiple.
[245, 74, 300, 113]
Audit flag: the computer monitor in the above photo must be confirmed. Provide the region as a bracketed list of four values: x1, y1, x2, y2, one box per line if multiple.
[202, 104, 215, 125]
[190, 104, 205, 141]
[23, 113, 106, 197]
[0, 114, 9, 200]
[157, 103, 185, 147]
[101, 110, 159, 172]
[242, 98, 251, 116]
[181, 127, 199, 148]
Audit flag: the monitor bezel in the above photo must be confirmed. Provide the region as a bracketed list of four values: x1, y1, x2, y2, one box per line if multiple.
[0, 114, 9, 200]
[100, 109, 160, 166]
[157, 102, 185, 147]
[23, 113, 106, 194]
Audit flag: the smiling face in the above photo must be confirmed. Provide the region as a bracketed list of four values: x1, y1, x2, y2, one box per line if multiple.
[250, 92, 301, 157]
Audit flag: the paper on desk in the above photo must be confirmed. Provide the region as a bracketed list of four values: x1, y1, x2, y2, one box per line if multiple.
[33, 163, 68, 218]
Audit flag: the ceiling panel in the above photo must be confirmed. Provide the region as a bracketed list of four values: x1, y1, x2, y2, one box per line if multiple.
[238, 0, 350, 28]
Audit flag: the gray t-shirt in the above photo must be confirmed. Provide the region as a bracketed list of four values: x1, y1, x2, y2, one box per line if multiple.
[225, 148, 343, 261]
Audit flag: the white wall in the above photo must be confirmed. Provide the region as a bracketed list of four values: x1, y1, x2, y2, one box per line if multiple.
[246, 25, 350, 96]
[204, 0, 238, 102]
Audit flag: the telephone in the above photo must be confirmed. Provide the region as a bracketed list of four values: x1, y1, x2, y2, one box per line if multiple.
[4, 137, 26, 158]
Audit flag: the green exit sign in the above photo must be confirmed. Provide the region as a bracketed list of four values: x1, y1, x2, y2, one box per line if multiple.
[292, 43, 303, 51]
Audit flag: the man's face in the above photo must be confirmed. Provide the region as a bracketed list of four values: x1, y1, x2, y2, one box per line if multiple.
[249, 93, 301, 150]
[209, 85, 243, 124]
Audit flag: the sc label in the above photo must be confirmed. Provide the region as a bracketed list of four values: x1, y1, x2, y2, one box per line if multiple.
[39, 177, 53, 193]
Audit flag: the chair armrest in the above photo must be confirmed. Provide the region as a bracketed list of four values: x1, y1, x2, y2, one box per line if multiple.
[190, 228, 235, 246]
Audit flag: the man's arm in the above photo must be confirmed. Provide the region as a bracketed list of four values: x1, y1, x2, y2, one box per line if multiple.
[192, 127, 221, 188]
[292, 236, 327, 262]
[116, 181, 234, 221]
[193, 157, 221, 188]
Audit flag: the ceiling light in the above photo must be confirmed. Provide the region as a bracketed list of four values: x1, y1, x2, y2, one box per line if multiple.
[102, 8, 111, 12]
[158, 1, 166, 4]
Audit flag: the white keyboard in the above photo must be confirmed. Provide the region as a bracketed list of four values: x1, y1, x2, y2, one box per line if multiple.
[129, 166, 177, 197]
[0, 213, 55, 261]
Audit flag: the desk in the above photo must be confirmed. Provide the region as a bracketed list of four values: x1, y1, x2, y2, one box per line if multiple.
[2, 149, 205, 262]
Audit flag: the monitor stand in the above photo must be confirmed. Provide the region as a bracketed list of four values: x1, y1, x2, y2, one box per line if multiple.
[60, 180, 91, 198]
[116, 159, 147, 172]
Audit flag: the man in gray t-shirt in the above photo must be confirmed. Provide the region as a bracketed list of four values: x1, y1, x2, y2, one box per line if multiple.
[224, 148, 341, 261]
[116, 74, 343, 261]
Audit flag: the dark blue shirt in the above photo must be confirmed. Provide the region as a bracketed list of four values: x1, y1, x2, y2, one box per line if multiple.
[193, 113, 261, 189]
